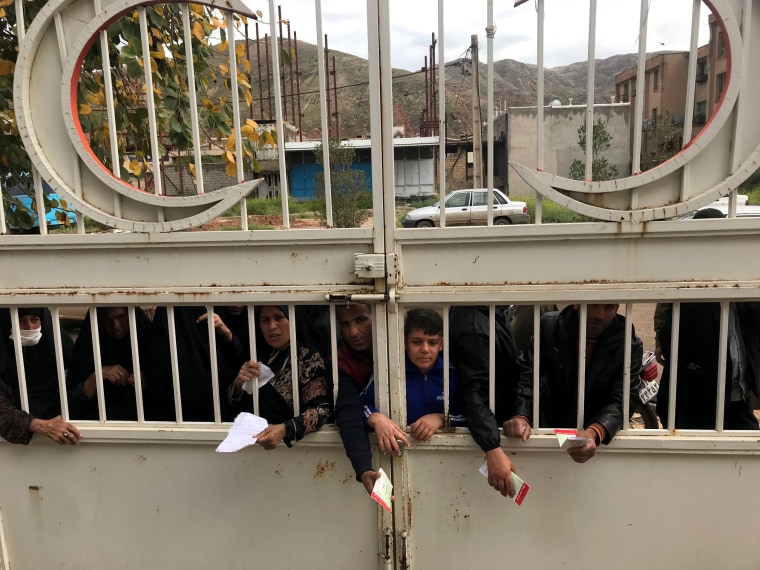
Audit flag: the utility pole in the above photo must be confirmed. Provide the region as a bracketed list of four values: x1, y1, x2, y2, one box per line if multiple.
[471, 34, 482, 188]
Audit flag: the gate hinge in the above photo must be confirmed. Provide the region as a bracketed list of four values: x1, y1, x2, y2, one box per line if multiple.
[354, 253, 385, 279]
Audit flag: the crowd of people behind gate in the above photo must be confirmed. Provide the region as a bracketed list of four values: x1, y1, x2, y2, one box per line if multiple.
[1, 299, 760, 500]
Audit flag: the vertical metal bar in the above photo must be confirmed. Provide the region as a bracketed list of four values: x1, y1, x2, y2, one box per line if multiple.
[437, 0, 446, 217]
[128, 306, 145, 424]
[288, 304, 300, 416]
[727, 0, 753, 220]
[584, 0, 597, 182]
[329, 305, 339, 407]
[167, 306, 183, 422]
[367, 0, 394, 251]
[488, 305, 496, 415]
[621, 303, 632, 433]
[14, 0, 24, 40]
[315, 0, 333, 226]
[268, 0, 290, 227]
[532, 304, 541, 429]
[181, 4, 205, 194]
[89, 309, 108, 421]
[715, 302, 729, 431]
[50, 307, 70, 422]
[138, 7, 163, 195]
[72, 157, 85, 233]
[681, 0, 701, 145]
[205, 305, 222, 423]
[9, 309, 29, 412]
[0, 177, 7, 234]
[485, 0, 495, 226]
[228, 11, 245, 184]
[666, 303, 681, 431]
[94, 0, 122, 219]
[32, 168, 47, 235]
[535, 0, 545, 225]
[631, 0, 649, 174]
[247, 305, 260, 416]
[442, 306, 450, 423]
[576, 304, 587, 429]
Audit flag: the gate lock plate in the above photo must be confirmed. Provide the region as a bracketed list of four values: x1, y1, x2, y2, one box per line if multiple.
[354, 253, 385, 279]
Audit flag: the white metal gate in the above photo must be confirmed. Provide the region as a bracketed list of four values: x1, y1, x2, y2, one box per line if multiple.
[2, 0, 760, 568]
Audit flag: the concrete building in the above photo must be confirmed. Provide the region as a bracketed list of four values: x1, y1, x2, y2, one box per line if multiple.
[613, 14, 727, 166]
[502, 103, 632, 198]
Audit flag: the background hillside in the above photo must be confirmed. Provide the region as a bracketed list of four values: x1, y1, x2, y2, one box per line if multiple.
[228, 39, 640, 140]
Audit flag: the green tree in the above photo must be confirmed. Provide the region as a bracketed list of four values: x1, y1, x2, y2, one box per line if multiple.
[640, 111, 682, 171]
[1, 0, 283, 225]
[568, 116, 619, 181]
[313, 138, 371, 228]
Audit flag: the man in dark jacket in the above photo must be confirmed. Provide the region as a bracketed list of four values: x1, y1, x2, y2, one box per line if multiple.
[449, 306, 520, 497]
[505, 304, 643, 463]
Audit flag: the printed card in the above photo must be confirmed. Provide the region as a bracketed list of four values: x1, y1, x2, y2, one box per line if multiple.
[479, 461, 530, 506]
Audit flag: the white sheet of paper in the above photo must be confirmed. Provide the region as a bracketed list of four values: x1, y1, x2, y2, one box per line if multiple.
[242, 363, 275, 395]
[371, 468, 393, 512]
[215, 412, 269, 453]
[478, 461, 530, 505]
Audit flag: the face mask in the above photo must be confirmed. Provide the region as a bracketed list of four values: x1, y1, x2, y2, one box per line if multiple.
[11, 328, 43, 347]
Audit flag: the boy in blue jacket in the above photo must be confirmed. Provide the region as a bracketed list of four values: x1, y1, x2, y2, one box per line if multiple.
[361, 308, 465, 444]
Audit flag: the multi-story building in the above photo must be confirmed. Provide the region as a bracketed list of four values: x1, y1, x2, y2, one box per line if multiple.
[613, 14, 726, 169]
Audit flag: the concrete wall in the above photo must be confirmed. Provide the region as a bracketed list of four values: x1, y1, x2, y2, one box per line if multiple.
[158, 163, 269, 198]
[507, 104, 631, 198]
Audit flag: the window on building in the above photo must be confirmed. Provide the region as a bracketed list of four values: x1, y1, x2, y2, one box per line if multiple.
[623, 83, 629, 100]
[419, 146, 434, 159]
[696, 58, 708, 82]
[652, 68, 659, 92]
[694, 100, 707, 125]
[717, 72, 726, 98]
[718, 32, 726, 57]
[652, 108, 658, 123]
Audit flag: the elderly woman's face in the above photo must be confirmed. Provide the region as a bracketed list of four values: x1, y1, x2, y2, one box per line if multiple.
[19, 314, 41, 330]
[259, 306, 290, 350]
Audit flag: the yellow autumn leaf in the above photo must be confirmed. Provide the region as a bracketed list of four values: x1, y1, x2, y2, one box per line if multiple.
[216, 40, 228, 53]
[210, 17, 222, 28]
[241, 124, 255, 137]
[201, 97, 214, 109]
[224, 150, 235, 164]
[226, 133, 236, 149]
[0, 8, 5, 18]
[154, 5, 163, 15]
[150, 58, 158, 73]
[79, 104, 92, 115]
[238, 15, 247, 25]
[280, 19, 289, 25]
[151, 27, 162, 40]
[131, 10, 139, 20]
[189, 3, 204, 15]
[130, 159, 142, 176]
[236, 42, 245, 58]
[225, 161, 237, 177]
[264, 131, 275, 146]
[0, 0, 11, 8]
[192, 21, 205, 42]
[89, 91, 105, 106]
[188, 163, 196, 177]
[219, 63, 229, 75]
[246, 119, 259, 129]
[245, 91, 252, 107]
[243, 59, 251, 73]
[151, 50, 165, 60]
[0, 59, 15, 75]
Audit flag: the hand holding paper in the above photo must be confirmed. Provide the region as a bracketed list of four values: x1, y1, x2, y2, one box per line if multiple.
[371, 468, 393, 512]
[215, 412, 269, 453]
[479, 461, 530, 506]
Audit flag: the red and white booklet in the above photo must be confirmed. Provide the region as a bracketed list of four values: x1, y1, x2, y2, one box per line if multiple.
[479, 461, 530, 506]
[370, 468, 393, 512]
[553, 428, 592, 449]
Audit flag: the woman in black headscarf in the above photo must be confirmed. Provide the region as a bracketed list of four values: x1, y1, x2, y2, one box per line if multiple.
[227, 305, 333, 448]
[0, 307, 81, 444]
[148, 305, 238, 422]
[67, 307, 152, 421]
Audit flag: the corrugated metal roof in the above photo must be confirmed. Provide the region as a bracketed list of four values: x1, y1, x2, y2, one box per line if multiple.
[284, 136, 439, 152]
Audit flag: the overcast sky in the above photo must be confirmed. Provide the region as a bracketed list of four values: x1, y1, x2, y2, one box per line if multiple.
[244, 0, 712, 70]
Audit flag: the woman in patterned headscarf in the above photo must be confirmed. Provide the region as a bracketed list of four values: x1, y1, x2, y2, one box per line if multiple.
[227, 305, 333, 448]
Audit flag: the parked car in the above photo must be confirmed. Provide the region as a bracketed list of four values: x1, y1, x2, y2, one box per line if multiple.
[677, 197, 760, 219]
[5, 180, 77, 231]
[401, 188, 529, 228]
